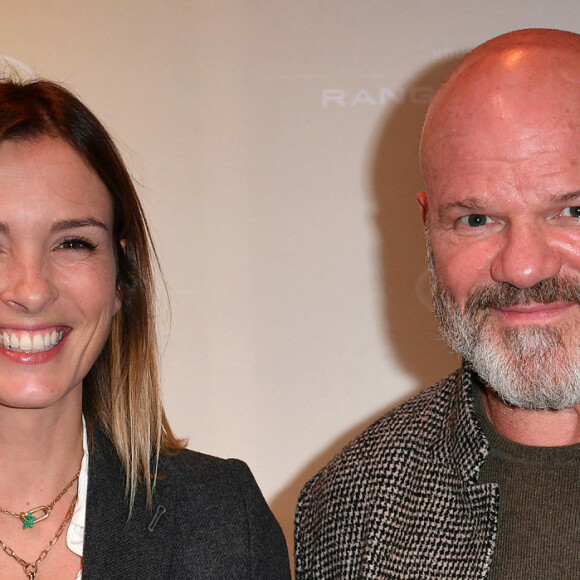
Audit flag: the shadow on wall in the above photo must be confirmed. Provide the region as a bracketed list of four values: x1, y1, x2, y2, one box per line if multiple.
[270, 56, 465, 570]
[371, 56, 464, 389]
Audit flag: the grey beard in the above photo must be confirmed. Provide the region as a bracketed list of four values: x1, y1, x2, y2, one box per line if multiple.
[427, 247, 580, 410]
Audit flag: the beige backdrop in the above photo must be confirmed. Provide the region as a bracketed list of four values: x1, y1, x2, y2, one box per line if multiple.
[2, 0, 579, 563]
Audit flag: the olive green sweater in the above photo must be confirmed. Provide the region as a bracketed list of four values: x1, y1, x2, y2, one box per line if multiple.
[474, 385, 580, 580]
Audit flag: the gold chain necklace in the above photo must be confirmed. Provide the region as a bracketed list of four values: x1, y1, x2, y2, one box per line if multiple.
[0, 469, 80, 529]
[0, 493, 77, 579]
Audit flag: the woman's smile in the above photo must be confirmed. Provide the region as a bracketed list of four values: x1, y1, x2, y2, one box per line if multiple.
[0, 327, 65, 353]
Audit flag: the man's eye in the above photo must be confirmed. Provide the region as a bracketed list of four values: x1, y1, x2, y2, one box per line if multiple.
[561, 206, 580, 217]
[459, 214, 489, 227]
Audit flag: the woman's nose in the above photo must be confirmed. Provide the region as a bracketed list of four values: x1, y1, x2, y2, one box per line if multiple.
[0, 255, 58, 313]
[490, 222, 562, 288]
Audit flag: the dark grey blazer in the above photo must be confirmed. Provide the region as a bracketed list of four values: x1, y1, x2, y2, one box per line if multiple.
[82, 429, 291, 579]
[295, 366, 498, 579]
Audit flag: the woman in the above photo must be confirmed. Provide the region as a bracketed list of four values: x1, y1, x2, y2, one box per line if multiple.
[0, 79, 291, 579]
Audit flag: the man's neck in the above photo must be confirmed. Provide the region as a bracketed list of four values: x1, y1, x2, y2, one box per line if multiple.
[483, 388, 580, 446]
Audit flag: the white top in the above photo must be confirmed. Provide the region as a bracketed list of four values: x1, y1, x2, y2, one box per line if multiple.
[66, 417, 88, 580]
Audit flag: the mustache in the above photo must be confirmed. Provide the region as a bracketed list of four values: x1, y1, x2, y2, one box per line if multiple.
[465, 277, 580, 312]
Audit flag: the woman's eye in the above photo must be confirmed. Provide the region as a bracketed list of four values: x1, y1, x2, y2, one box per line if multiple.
[56, 238, 97, 251]
[459, 214, 490, 227]
[561, 206, 580, 218]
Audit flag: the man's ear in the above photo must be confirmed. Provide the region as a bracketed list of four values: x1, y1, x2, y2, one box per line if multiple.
[417, 191, 429, 224]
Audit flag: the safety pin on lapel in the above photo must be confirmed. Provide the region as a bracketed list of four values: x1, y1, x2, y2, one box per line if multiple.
[147, 505, 167, 532]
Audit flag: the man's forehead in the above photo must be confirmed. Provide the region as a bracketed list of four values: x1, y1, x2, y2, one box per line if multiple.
[428, 117, 580, 161]
[421, 49, 580, 198]
[421, 32, 580, 170]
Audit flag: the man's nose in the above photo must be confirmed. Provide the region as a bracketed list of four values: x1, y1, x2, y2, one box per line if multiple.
[0, 254, 58, 314]
[490, 222, 562, 288]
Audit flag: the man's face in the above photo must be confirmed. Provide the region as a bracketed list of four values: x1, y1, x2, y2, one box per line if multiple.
[421, 58, 580, 408]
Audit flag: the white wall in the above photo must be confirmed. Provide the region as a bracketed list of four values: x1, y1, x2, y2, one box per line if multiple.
[2, 0, 579, 560]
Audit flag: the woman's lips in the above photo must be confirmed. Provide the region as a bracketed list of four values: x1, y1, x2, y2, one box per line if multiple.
[0, 327, 68, 364]
[0, 328, 64, 353]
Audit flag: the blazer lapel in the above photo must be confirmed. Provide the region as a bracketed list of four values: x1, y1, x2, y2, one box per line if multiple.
[82, 430, 174, 579]
[358, 367, 498, 579]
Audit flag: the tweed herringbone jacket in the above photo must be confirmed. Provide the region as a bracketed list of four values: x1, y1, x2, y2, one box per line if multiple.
[295, 366, 499, 579]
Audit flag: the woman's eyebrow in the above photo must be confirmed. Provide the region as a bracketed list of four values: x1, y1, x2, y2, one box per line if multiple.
[51, 218, 109, 232]
[0, 218, 109, 235]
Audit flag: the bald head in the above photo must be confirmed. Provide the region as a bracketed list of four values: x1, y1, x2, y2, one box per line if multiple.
[420, 28, 580, 196]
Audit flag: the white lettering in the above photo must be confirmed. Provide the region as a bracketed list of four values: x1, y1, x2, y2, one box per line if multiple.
[322, 89, 346, 107]
[379, 88, 405, 104]
[409, 86, 434, 104]
[350, 89, 376, 106]
[322, 86, 436, 107]
[432, 48, 467, 60]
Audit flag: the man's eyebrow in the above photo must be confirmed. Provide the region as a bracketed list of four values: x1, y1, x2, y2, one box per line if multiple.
[550, 190, 580, 204]
[51, 218, 109, 232]
[436, 198, 486, 220]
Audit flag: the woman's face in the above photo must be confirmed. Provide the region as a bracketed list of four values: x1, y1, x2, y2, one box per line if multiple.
[0, 136, 121, 413]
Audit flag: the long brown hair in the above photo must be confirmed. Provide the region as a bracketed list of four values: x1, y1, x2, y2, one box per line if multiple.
[0, 78, 185, 510]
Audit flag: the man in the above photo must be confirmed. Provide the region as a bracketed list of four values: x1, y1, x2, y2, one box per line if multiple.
[295, 28, 580, 579]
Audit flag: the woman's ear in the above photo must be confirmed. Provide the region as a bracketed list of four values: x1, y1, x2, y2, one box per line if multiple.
[114, 238, 127, 314]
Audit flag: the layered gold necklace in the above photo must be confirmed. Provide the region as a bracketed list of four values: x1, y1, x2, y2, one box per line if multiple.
[0, 469, 81, 579]
[0, 495, 77, 579]
[0, 469, 80, 529]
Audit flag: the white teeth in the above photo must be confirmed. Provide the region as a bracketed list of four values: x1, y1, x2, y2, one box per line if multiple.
[0, 329, 63, 353]
[19, 334, 32, 351]
[32, 334, 45, 353]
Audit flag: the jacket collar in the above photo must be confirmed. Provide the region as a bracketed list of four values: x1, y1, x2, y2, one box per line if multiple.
[442, 364, 491, 486]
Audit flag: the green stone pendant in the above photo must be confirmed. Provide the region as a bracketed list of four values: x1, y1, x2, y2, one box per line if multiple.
[22, 512, 36, 529]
